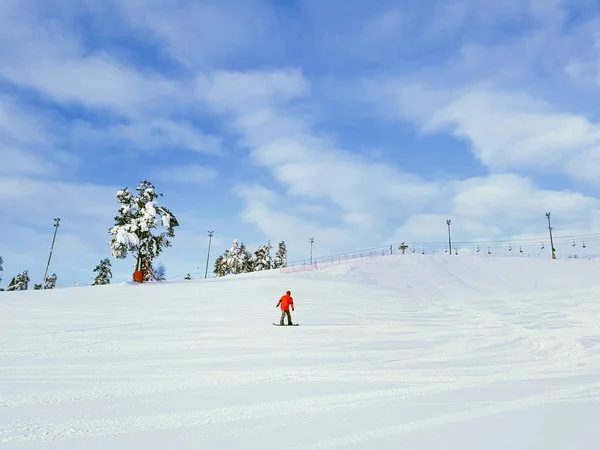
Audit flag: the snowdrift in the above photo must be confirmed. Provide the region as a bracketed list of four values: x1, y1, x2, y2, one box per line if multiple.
[1, 254, 600, 449]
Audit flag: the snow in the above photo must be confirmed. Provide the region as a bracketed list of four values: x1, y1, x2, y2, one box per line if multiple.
[1, 254, 599, 449]
[142, 201, 157, 228]
[160, 210, 171, 228]
[111, 226, 140, 248]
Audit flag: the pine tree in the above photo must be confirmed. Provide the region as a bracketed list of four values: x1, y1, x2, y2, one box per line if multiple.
[224, 239, 240, 274]
[34, 283, 42, 290]
[154, 263, 167, 281]
[253, 241, 273, 271]
[143, 261, 166, 281]
[273, 241, 287, 268]
[44, 273, 57, 289]
[223, 239, 248, 274]
[239, 243, 253, 273]
[92, 259, 110, 285]
[0, 254, 3, 284]
[92, 258, 112, 286]
[109, 181, 179, 274]
[214, 240, 257, 276]
[213, 255, 227, 277]
[7, 270, 29, 291]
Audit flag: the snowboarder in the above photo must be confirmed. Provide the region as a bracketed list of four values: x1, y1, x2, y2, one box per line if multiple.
[276, 290, 294, 325]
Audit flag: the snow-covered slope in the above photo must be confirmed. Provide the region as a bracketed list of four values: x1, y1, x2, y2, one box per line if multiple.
[1, 254, 600, 449]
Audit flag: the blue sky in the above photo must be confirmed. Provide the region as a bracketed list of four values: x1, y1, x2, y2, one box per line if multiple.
[2, 0, 600, 288]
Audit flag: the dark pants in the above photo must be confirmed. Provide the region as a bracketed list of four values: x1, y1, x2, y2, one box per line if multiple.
[280, 309, 293, 325]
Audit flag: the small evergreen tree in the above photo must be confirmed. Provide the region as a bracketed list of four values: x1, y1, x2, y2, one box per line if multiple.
[273, 241, 287, 268]
[92, 258, 112, 286]
[34, 283, 42, 290]
[222, 239, 250, 274]
[18, 271, 29, 290]
[154, 262, 167, 281]
[253, 241, 273, 271]
[109, 180, 179, 275]
[213, 255, 227, 277]
[239, 243, 253, 273]
[6, 270, 29, 291]
[0, 254, 3, 284]
[224, 239, 241, 274]
[44, 273, 57, 289]
[143, 261, 166, 281]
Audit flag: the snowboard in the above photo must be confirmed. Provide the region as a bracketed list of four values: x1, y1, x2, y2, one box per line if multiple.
[273, 323, 299, 326]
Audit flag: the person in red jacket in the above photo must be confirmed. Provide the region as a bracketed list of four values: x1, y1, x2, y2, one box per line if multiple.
[276, 290, 294, 325]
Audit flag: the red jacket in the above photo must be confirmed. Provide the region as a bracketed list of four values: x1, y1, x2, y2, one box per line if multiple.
[277, 294, 294, 311]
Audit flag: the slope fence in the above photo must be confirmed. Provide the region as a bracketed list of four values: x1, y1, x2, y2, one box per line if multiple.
[280, 247, 394, 274]
[279, 245, 600, 274]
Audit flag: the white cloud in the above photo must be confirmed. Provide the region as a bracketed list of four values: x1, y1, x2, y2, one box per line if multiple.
[117, 0, 280, 70]
[0, 95, 79, 175]
[151, 164, 218, 185]
[70, 120, 223, 156]
[0, 146, 57, 176]
[0, 96, 53, 146]
[0, 177, 117, 223]
[1, 55, 178, 116]
[0, 4, 221, 157]
[233, 184, 362, 261]
[195, 70, 444, 228]
[452, 174, 596, 222]
[392, 173, 600, 245]
[195, 70, 309, 115]
[374, 82, 600, 182]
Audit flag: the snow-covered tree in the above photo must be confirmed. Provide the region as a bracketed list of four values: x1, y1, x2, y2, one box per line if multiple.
[252, 241, 273, 271]
[92, 258, 112, 286]
[6, 270, 29, 291]
[213, 255, 227, 277]
[0, 254, 3, 284]
[34, 283, 42, 290]
[273, 241, 287, 268]
[239, 243, 253, 273]
[223, 239, 241, 274]
[44, 273, 57, 289]
[109, 181, 179, 274]
[220, 239, 250, 275]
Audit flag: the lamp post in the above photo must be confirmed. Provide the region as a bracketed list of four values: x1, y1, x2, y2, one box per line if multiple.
[43, 218, 60, 288]
[205, 231, 214, 278]
[545, 213, 556, 259]
[309, 238, 314, 264]
[446, 219, 452, 255]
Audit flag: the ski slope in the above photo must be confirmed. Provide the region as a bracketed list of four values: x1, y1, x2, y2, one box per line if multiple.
[1, 254, 600, 449]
